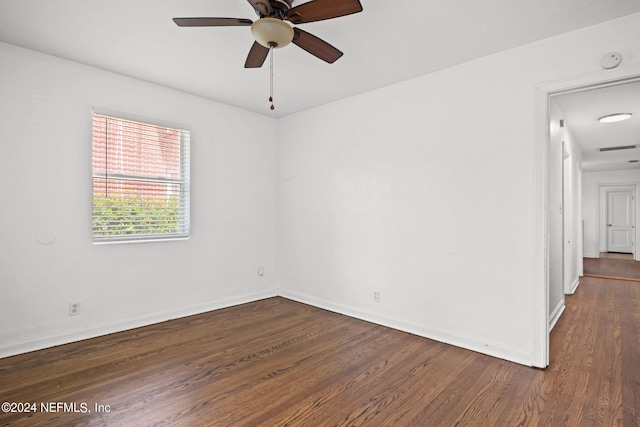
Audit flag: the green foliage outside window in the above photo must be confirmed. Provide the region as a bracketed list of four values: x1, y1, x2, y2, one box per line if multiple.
[92, 194, 181, 237]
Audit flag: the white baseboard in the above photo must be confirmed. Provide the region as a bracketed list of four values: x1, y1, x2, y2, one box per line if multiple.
[278, 288, 533, 367]
[2, 287, 541, 367]
[569, 277, 580, 294]
[548, 300, 565, 332]
[0, 289, 278, 359]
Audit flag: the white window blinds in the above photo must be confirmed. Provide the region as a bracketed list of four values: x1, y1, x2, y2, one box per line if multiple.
[92, 113, 190, 243]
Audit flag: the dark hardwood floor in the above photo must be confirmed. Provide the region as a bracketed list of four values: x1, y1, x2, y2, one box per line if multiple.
[584, 254, 640, 282]
[1, 276, 638, 426]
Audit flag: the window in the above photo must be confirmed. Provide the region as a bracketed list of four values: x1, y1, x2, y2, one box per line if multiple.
[92, 112, 190, 243]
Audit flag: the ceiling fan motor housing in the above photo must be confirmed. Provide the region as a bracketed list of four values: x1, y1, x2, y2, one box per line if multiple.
[249, 0, 293, 18]
[272, 0, 293, 12]
[251, 17, 294, 48]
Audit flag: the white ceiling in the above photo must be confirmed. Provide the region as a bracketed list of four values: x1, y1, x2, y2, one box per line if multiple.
[553, 80, 640, 172]
[1, 0, 640, 118]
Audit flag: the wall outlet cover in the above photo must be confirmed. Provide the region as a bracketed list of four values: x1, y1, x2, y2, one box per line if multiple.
[69, 302, 81, 316]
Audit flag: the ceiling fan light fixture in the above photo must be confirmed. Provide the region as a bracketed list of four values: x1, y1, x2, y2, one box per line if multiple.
[598, 112, 632, 123]
[251, 18, 294, 48]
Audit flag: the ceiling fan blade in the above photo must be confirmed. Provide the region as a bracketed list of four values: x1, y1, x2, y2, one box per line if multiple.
[245, 41, 270, 68]
[286, 0, 363, 24]
[173, 17, 253, 27]
[292, 28, 343, 64]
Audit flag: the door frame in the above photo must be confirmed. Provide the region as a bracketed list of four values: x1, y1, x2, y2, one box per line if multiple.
[599, 185, 637, 256]
[534, 64, 640, 368]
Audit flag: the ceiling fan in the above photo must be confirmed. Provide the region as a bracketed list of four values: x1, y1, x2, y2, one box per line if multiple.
[173, 0, 364, 68]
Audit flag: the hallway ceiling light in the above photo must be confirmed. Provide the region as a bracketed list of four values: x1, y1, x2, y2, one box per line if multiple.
[598, 112, 632, 123]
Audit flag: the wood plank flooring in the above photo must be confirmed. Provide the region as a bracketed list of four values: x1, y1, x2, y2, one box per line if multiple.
[598, 253, 634, 260]
[1, 277, 639, 426]
[584, 255, 640, 282]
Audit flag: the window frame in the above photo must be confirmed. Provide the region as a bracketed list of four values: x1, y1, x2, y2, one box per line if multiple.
[91, 108, 191, 244]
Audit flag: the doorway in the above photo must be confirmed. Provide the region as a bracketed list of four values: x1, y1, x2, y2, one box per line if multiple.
[534, 64, 640, 368]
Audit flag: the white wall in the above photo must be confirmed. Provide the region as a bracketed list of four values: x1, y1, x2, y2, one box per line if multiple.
[582, 169, 640, 258]
[277, 13, 640, 365]
[564, 126, 583, 292]
[549, 99, 584, 296]
[548, 99, 583, 330]
[547, 101, 565, 327]
[0, 42, 278, 358]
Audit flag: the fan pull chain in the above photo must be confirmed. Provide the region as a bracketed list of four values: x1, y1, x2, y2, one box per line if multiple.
[269, 45, 275, 111]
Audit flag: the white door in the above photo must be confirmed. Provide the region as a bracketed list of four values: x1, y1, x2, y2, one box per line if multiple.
[607, 190, 635, 253]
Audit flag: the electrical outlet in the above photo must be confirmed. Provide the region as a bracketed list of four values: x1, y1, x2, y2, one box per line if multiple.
[69, 302, 80, 316]
[373, 291, 380, 302]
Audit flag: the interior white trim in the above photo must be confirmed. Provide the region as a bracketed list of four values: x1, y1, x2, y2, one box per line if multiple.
[533, 82, 550, 368]
[548, 300, 565, 332]
[279, 288, 533, 367]
[0, 290, 277, 359]
[569, 277, 580, 295]
[534, 63, 640, 369]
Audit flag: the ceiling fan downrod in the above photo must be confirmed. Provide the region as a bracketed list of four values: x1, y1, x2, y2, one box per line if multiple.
[269, 45, 275, 110]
